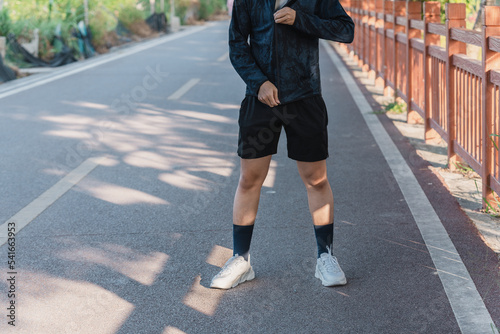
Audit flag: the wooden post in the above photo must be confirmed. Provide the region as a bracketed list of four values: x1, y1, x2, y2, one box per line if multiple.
[406, 1, 422, 124]
[423, 2, 441, 142]
[352, 0, 360, 62]
[375, 0, 385, 87]
[360, 0, 368, 68]
[481, 6, 500, 208]
[446, 3, 467, 171]
[344, 0, 352, 53]
[356, 0, 363, 57]
[393, 1, 406, 101]
[367, 0, 376, 77]
[347, 0, 353, 53]
[384, 0, 394, 96]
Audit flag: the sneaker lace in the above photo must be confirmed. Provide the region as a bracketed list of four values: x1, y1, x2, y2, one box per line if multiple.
[322, 246, 340, 273]
[216, 255, 240, 277]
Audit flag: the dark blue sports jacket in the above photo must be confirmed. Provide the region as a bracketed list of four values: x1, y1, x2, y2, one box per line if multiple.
[229, 0, 354, 104]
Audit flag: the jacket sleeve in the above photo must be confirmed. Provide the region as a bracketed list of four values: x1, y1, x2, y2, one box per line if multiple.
[229, 0, 269, 95]
[291, 0, 354, 43]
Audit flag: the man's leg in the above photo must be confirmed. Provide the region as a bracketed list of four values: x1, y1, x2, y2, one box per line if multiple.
[296, 160, 334, 256]
[297, 160, 346, 286]
[210, 155, 271, 289]
[234, 156, 272, 225]
[232, 156, 272, 258]
[297, 160, 333, 227]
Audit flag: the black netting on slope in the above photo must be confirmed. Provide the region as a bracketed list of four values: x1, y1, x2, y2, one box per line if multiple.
[7, 34, 77, 67]
[146, 13, 167, 32]
[0, 54, 16, 83]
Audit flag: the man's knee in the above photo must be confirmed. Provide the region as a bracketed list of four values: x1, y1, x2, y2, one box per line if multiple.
[239, 170, 267, 190]
[302, 172, 329, 190]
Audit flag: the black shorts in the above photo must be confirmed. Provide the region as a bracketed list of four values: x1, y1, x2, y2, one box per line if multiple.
[237, 95, 329, 162]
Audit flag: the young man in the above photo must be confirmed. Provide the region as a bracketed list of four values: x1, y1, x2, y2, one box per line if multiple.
[210, 0, 354, 289]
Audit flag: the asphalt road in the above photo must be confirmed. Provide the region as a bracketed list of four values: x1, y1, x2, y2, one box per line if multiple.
[0, 21, 499, 334]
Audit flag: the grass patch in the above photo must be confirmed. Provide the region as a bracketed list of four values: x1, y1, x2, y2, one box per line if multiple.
[373, 100, 407, 114]
[384, 101, 407, 114]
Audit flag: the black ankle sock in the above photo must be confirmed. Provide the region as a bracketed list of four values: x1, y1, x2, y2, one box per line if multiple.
[314, 223, 334, 258]
[233, 224, 254, 261]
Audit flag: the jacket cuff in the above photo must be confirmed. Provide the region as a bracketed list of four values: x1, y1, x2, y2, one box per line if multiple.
[292, 10, 305, 31]
[250, 78, 269, 96]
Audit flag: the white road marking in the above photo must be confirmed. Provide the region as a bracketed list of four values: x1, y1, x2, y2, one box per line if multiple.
[0, 26, 209, 101]
[217, 52, 229, 62]
[0, 157, 108, 247]
[322, 39, 498, 334]
[168, 78, 201, 100]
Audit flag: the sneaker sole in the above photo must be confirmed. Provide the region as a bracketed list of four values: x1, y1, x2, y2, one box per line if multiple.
[315, 267, 347, 287]
[231, 267, 255, 288]
[210, 267, 255, 289]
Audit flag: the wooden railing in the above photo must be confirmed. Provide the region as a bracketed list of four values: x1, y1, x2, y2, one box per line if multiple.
[340, 0, 500, 208]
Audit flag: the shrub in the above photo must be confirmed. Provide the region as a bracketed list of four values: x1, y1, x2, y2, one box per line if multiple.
[199, 0, 227, 20]
[9, 18, 36, 41]
[173, 0, 192, 24]
[0, 8, 12, 36]
[118, 5, 145, 30]
[89, 8, 117, 48]
[37, 20, 61, 60]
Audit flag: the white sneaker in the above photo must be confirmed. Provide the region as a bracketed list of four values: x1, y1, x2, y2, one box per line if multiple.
[210, 254, 255, 289]
[315, 247, 347, 286]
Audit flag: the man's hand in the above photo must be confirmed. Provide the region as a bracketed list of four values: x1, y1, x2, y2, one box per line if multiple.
[258, 81, 280, 107]
[274, 7, 296, 25]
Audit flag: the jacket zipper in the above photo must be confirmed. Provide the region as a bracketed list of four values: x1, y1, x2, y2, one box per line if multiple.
[274, 21, 281, 99]
[274, 0, 296, 102]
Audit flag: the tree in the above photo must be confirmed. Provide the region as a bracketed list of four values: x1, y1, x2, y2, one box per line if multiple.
[473, 0, 497, 29]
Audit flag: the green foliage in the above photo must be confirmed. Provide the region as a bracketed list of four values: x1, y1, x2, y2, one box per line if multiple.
[118, 5, 146, 30]
[476, 134, 500, 216]
[0, 8, 12, 36]
[383, 101, 407, 114]
[173, 0, 191, 24]
[431, 0, 481, 28]
[199, 0, 226, 20]
[9, 18, 36, 40]
[1, 0, 149, 63]
[474, 179, 500, 217]
[0, 0, 229, 64]
[89, 8, 117, 47]
[452, 161, 475, 175]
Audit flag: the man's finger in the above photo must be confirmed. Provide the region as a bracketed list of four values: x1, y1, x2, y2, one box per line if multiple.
[267, 92, 276, 107]
[263, 95, 273, 107]
[273, 89, 280, 105]
[269, 89, 278, 107]
[275, 16, 291, 24]
[274, 14, 287, 21]
[269, 96, 277, 107]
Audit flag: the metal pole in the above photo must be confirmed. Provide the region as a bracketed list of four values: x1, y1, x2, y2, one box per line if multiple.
[161, 0, 164, 13]
[0, 0, 4, 11]
[170, 0, 175, 17]
[84, 0, 89, 26]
